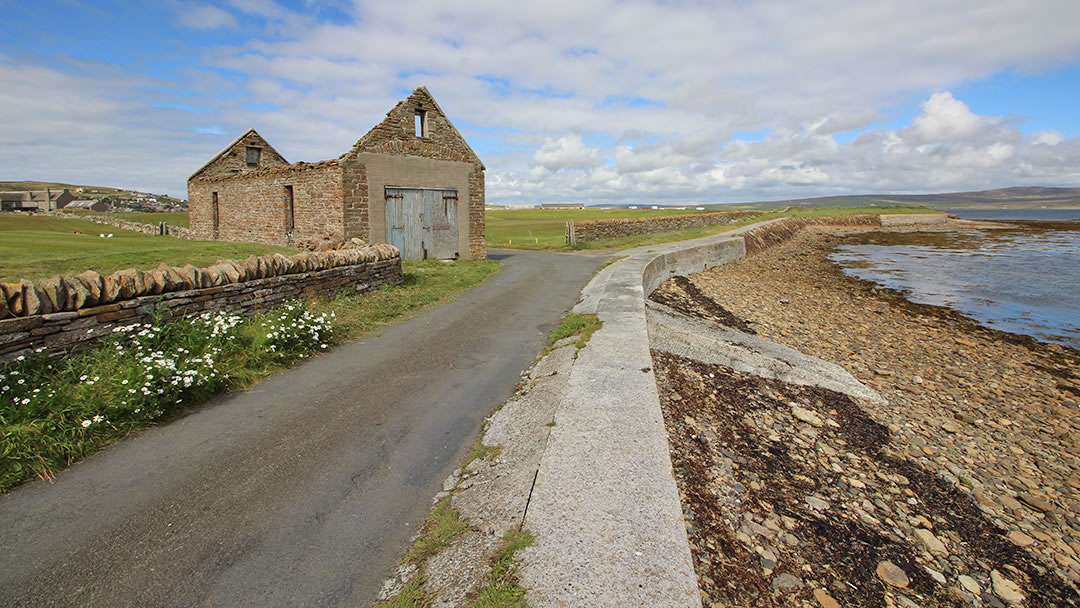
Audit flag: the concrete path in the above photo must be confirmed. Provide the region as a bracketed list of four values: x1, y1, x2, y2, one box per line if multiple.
[0, 249, 605, 608]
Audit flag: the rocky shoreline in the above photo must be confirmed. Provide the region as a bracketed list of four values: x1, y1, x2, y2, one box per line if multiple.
[649, 223, 1080, 607]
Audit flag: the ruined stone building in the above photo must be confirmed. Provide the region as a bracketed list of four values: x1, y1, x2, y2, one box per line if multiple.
[187, 87, 485, 260]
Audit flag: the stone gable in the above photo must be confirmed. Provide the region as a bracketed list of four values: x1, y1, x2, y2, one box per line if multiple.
[189, 129, 289, 180]
[344, 87, 485, 169]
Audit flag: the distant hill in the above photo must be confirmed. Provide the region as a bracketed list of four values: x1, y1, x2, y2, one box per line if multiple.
[0, 180, 123, 194]
[0, 181, 185, 206]
[721, 186, 1080, 210]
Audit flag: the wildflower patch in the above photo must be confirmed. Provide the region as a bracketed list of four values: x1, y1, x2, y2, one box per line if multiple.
[0, 301, 334, 492]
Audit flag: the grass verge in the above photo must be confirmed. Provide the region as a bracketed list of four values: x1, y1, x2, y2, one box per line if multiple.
[0, 259, 501, 493]
[317, 259, 501, 341]
[467, 528, 535, 608]
[375, 573, 433, 608]
[405, 497, 471, 564]
[543, 312, 602, 356]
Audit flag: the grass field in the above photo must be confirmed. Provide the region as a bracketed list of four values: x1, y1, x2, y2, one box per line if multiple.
[485, 207, 716, 249]
[485, 205, 933, 251]
[60, 210, 190, 227]
[0, 214, 290, 282]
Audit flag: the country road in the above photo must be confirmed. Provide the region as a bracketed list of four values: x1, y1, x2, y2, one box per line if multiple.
[0, 249, 605, 608]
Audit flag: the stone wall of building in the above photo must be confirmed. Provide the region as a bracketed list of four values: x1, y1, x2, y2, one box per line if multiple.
[741, 215, 881, 255]
[189, 161, 344, 246]
[0, 244, 402, 362]
[340, 158, 371, 242]
[195, 130, 289, 179]
[567, 211, 761, 244]
[468, 167, 487, 259]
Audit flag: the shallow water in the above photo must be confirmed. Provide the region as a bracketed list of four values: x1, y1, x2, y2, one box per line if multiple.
[831, 224, 1080, 349]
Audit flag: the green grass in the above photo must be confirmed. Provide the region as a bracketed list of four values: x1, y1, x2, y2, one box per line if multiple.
[59, 210, 190, 227]
[543, 312, 602, 355]
[463, 436, 502, 469]
[486, 205, 934, 252]
[314, 259, 501, 341]
[405, 497, 471, 564]
[110, 211, 190, 227]
[374, 574, 433, 608]
[468, 529, 535, 608]
[0, 214, 288, 282]
[486, 207, 718, 250]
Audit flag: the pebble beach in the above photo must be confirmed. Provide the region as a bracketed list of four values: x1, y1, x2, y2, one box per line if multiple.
[649, 223, 1080, 607]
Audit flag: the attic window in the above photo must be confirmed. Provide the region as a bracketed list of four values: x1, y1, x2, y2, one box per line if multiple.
[246, 146, 261, 166]
[414, 110, 426, 137]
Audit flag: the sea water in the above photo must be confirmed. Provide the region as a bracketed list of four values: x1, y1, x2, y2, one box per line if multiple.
[830, 214, 1080, 349]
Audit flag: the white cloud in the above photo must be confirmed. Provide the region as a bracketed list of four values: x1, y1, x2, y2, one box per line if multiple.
[533, 132, 606, 171]
[3, 1, 1080, 201]
[181, 4, 238, 29]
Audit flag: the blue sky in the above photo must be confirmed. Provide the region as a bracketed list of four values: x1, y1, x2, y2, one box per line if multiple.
[3, 0, 1080, 203]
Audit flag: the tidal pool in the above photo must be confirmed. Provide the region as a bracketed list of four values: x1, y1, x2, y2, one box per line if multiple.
[831, 223, 1080, 349]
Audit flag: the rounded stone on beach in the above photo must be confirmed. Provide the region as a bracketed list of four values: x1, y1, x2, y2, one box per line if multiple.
[990, 569, 1024, 604]
[813, 588, 841, 608]
[876, 560, 910, 588]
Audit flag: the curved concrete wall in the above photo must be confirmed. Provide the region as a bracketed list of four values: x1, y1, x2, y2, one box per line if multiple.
[525, 216, 877, 606]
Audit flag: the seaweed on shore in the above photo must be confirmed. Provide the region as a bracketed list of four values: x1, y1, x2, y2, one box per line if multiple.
[649, 275, 757, 334]
[652, 350, 1080, 607]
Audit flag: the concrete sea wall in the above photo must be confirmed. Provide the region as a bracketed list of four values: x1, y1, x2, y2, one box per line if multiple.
[523, 214, 900, 606]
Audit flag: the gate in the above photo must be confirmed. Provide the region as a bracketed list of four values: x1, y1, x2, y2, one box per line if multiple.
[385, 187, 459, 260]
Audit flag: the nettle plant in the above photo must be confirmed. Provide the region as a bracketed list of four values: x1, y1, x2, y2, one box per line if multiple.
[0, 301, 335, 490]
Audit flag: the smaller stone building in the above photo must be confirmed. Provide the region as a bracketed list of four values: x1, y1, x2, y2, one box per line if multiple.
[187, 87, 486, 260]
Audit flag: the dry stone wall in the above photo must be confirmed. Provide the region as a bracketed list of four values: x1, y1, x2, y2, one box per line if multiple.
[0, 244, 401, 362]
[567, 211, 761, 245]
[48, 211, 194, 239]
[742, 215, 881, 255]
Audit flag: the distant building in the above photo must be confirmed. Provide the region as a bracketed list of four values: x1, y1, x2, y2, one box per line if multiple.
[64, 199, 110, 212]
[0, 188, 74, 211]
[540, 203, 585, 210]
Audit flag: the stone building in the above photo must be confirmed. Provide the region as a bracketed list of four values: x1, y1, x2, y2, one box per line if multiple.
[187, 87, 485, 260]
[0, 188, 75, 211]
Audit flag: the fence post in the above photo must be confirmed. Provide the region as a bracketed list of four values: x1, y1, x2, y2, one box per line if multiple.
[566, 220, 576, 247]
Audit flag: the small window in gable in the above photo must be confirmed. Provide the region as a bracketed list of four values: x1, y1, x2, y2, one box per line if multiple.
[246, 146, 261, 166]
[414, 110, 426, 137]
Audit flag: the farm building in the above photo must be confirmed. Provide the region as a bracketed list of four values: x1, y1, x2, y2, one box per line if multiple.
[187, 87, 486, 260]
[64, 199, 110, 212]
[0, 189, 74, 211]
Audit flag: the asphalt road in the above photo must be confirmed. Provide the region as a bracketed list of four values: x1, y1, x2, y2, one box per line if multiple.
[0, 249, 605, 608]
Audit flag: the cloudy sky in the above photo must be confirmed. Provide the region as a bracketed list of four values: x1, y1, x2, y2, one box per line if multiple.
[3, 0, 1080, 204]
